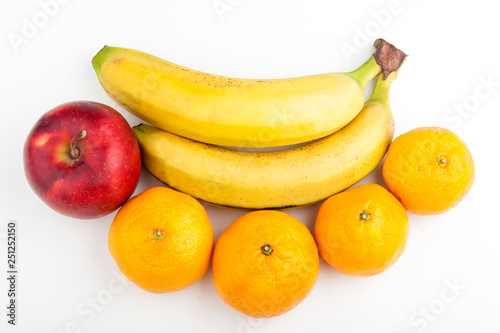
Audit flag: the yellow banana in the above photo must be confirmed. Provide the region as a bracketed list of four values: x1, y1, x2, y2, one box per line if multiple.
[93, 40, 401, 147]
[132, 70, 401, 209]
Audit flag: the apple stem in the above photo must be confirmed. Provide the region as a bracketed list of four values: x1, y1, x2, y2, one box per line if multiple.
[70, 130, 86, 160]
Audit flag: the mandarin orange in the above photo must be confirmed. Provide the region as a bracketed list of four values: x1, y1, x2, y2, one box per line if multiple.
[212, 210, 319, 318]
[315, 184, 409, 277]
[382, 127, 475, 215]
[108, 187, 213, 293]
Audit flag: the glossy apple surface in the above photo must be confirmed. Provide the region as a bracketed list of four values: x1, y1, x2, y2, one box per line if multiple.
[23, 101, 141, 219]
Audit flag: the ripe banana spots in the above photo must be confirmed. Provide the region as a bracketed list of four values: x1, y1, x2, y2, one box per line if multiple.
[93, 39, 404, 148]
[99, 39, 406, 209]
[132, 70, 400, 209]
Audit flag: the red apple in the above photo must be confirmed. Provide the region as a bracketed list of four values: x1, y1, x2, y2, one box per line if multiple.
[23, 101, 141, 219]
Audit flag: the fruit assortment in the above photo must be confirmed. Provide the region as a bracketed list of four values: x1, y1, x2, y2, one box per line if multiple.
[23, 38, 475, 318]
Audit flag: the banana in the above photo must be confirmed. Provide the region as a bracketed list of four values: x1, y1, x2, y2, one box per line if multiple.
[132, 69, 402, 210]
[93, 40, 403, 148]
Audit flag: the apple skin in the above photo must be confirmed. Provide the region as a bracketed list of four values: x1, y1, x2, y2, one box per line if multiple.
[23, 101, 141, 219]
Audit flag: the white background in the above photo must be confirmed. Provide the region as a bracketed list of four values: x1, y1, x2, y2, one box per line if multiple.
[1, 0, 499, 332]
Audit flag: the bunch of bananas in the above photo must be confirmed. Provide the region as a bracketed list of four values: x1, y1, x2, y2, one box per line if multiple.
[92, 39, 406, 209]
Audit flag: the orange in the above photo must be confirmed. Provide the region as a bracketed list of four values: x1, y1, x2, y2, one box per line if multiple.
[212, 210, 319, 318]
[108, 187, 214, 293]
[382, 127, 475, 215]
[315, 184, 409, 277]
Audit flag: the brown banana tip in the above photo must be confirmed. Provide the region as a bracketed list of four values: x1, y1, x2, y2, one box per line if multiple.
[373, 39, 408, 80]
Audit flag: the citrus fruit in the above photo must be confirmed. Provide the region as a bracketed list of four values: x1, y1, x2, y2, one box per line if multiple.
[108, 186, 214, 293]
[315, 184, 409, 277]
[212, 210, 319, 318]
[382, 127, 475, 215]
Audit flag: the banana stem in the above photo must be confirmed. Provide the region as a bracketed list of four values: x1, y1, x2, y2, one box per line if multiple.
[368, 71, 398, 105]
[346, 39, 406, 89]
[367, 39, 407, 105]
[346, 55, 381, 89]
